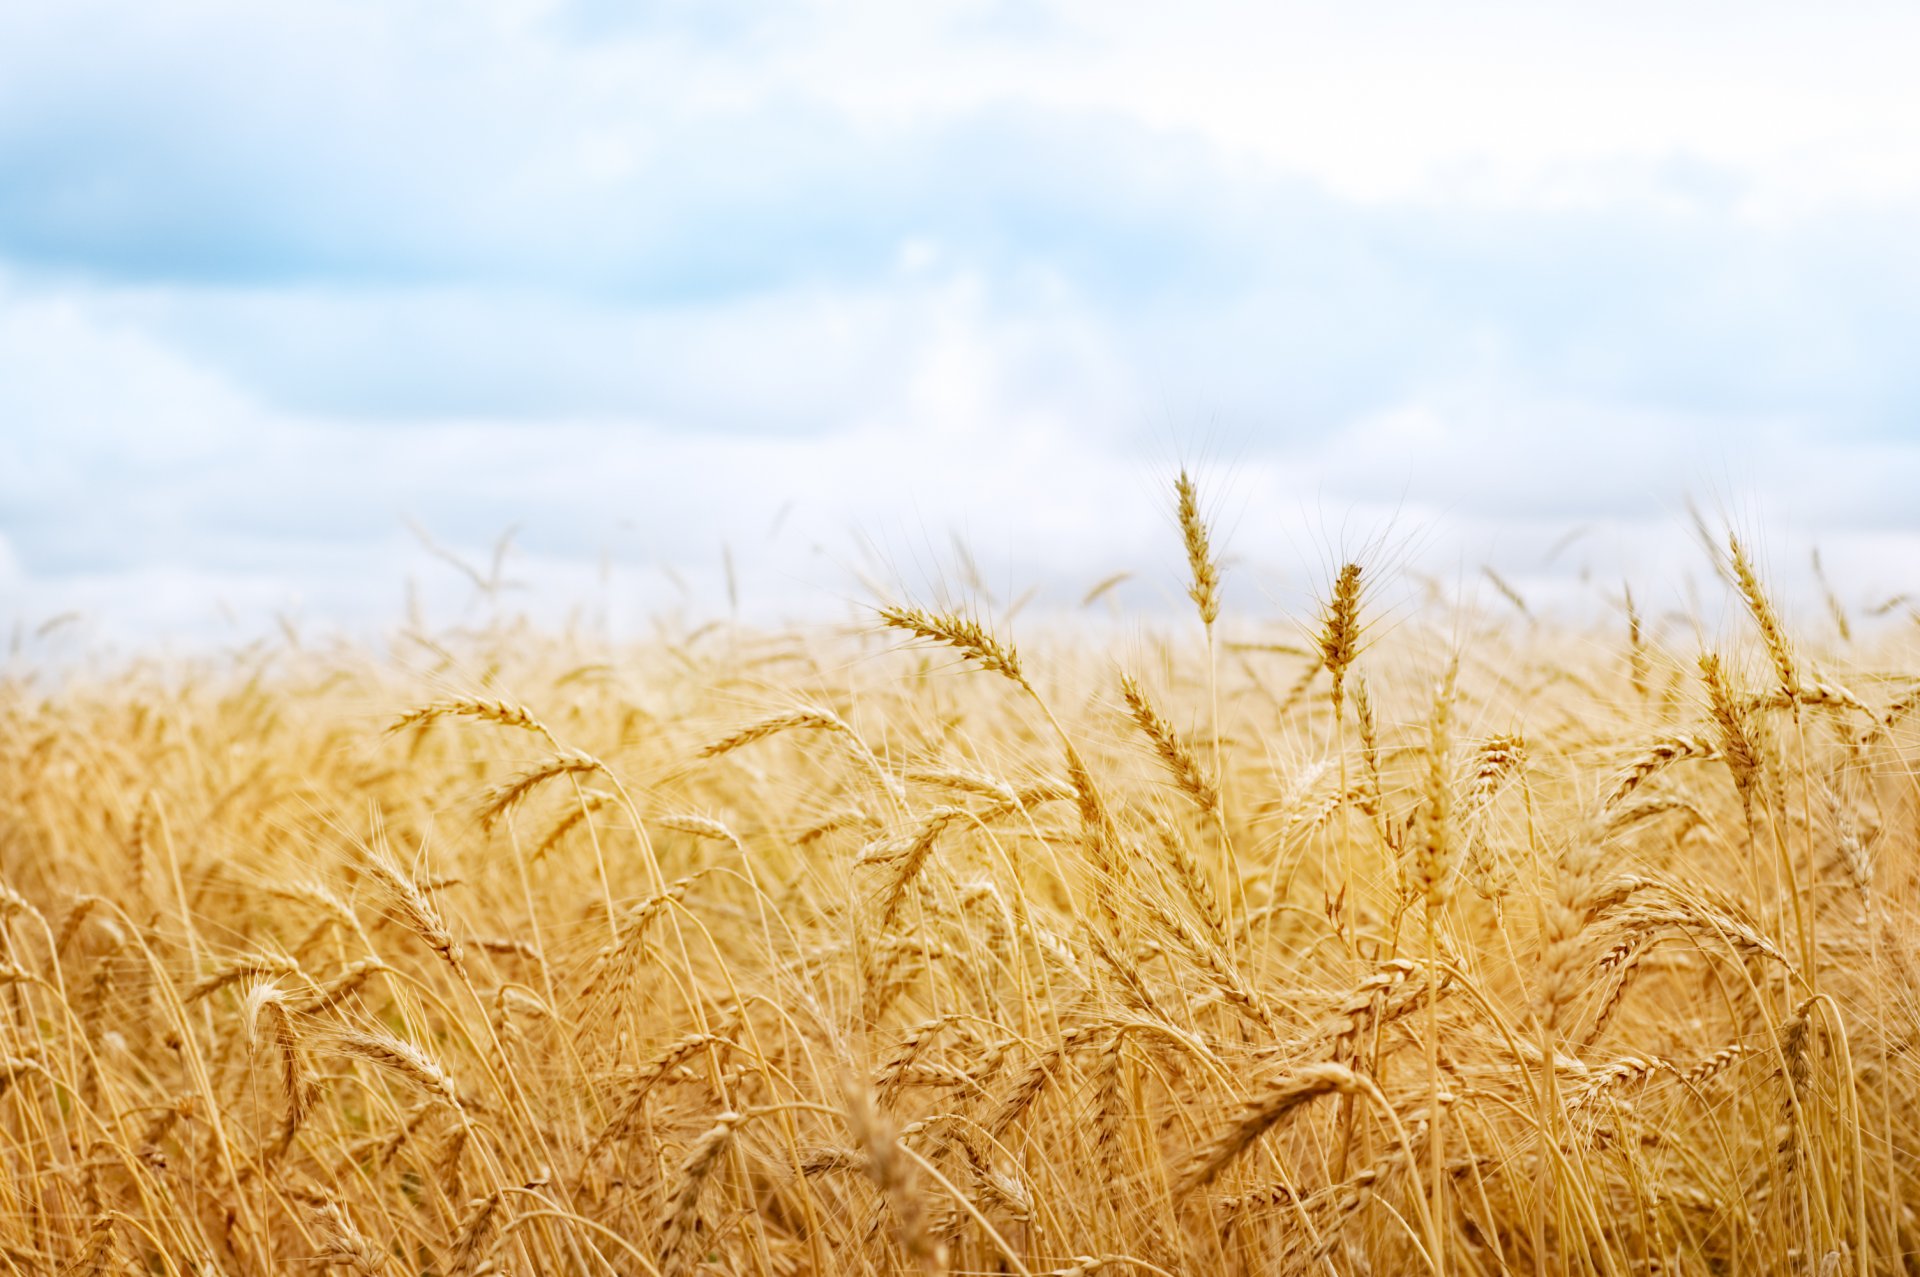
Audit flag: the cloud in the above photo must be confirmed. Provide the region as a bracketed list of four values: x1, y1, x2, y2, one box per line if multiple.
[13, 156, 1919, 441]
[7, 54, 1917, 439]
[6, 0, 1920, 642]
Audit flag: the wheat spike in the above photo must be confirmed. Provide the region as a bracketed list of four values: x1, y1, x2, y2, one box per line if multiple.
[1175, 469, 1222, 627]
[1178, 1062, 1369, 1194]
[877, 604, 1027, 689]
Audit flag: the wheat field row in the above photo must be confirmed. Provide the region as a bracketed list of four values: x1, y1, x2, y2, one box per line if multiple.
[1, 485, 1915, 1275]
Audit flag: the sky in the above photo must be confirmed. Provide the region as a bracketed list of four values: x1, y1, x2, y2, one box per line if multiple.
[5, 0, 1920, 649]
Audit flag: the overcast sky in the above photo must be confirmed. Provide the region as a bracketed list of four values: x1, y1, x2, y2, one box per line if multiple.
[5, 0, 1920, 647]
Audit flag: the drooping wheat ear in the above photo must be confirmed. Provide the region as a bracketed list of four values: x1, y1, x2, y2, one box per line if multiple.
[907, 765, 1028, 805]
[301, 959, 392, 1015]
[1139, 885, 1273, 1029]
[1118, 672, 1218, 813]
[797, 807, 880, 846]
[1676, 1043, 1747, 1089]
[1481, 565, 1531, 620]
[1175, 469, 1221, 627]
[1611, 898, 1792, 969]
[657, 811, 744, 851]
[336, 1027, 462, 1110]
[1577, 943, 1646, 1050]
[1698, 654, 1764, 809]
[387, 697, 557, 748]
[869, 1020, 959, 1106]
[877, 605, 1028, 690]
[799, 1144, 864, 1177]
[475, 937, 541, 963]
[1867, 591, 1915, 617]
[698, 706, 844, 757]
[701, 701, 902, 800]
[1042, 1256, 1135, 1277]
[1604, 732, 1718, 809]
[1317, 562, 1363, 715]
[1727, 534, 1797, 696]
[1625, 583, 1648, 700]
[845, 1087, 944, 1274]
[77, 920, 124, 1034]
[1744, 681, 1869, 716]
[264, 878, 360, 936]
[1177, 1061, 1369, 1195]
[244, 980, 317, 1148]
[1568, 1051, 1669, 1108]
[659, 1111, 744, 1277]
[986, 1024, 1102, 1136]
[126, 796, 151, 902]
[310, 1200, 389, 1276]
[1410, 662, 1458, 909]
[67, 1215, 117, 1274]
[1229, 639, 1314, 658]
[1324, 958, 1423, 1057]
[870, 808, 969, 933]
[590, 1032, 735, 1161]
[478, 751, 604, 830]
[580, 872, 711, 1008]
[962, 1163, 1034, 1238]
[1776, 997, 1816, 1165]
[360, 847, 464, 971]
[1081, 570, 1133, 608]
[55, 894, 102, 956]
[445, 1188, 505, 1277]
[436, 1121, 470, 1182]
[531, 786, 615, 862]
[1605, 796, 1703, 836]
[0, 1052, 45, 1102]
[1298, 1143, 1436, 1262]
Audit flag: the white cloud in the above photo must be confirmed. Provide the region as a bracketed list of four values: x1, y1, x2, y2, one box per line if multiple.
[4, 254, 1915, 649]
[5, 0, 1920, 645]
[558, 0, 1920, 210]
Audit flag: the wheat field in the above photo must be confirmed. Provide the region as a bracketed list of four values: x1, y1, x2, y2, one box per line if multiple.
[2, 480, 1915, 1276]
